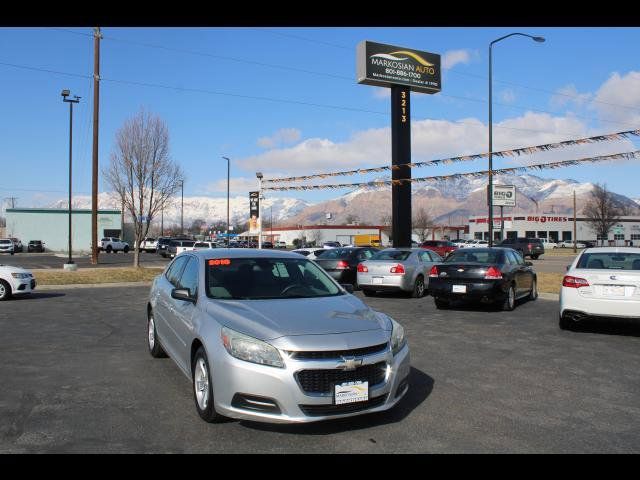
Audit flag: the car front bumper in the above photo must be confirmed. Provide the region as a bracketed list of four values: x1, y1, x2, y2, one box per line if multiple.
[11, 277, 36, 295]
[211, 343, 411, 424]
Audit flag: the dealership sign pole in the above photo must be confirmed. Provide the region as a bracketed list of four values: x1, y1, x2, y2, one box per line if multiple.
[357, 41, 441, 247]
[488, 185, 516, 242]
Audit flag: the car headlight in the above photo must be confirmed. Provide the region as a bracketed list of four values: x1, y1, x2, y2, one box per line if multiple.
[11, 273, 30, 279]
[221, 327, 284, 368]
[390, 319, 406, 356]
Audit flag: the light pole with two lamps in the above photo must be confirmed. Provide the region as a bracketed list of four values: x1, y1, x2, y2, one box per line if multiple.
[488, 33, 545, 246]
[61, 89, 80, 270]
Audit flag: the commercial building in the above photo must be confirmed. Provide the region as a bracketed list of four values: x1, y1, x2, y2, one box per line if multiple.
[468, 213, 640, 246]
[240, 225, 389, 246]
[5, 208, 122, 253]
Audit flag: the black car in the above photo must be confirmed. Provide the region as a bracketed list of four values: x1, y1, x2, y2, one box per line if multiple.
[428, 247, 538, 311]
[313, 247, 379, 287]
[27, 240, 45, 253]
[262, 241, 274, 249]
[497, 237, 544, 259]
[157, 237, 173, 258]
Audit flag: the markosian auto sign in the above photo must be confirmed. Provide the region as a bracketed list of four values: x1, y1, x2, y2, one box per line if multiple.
[357, 41, 441, 94]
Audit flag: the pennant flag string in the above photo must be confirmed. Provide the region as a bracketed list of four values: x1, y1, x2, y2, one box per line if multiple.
[263, 150, 640, 191]
[262, 128, 640, 184]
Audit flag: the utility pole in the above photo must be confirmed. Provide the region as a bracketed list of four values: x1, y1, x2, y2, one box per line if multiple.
[573, 190, 577, 254]
[91, 26, 102, 265]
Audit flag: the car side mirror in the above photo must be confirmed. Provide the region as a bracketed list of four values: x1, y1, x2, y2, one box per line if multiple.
[171, 288, 196, 303]
[341, 283, 354, 294]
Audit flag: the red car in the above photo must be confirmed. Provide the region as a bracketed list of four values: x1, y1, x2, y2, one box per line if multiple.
[420, 240, 457, 258]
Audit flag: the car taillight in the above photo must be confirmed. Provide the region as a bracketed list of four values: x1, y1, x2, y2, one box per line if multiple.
[357, 263, 368, 273]
[485, 266, 503, 279]
[390, 264, 405, 274]
[562, 275, 590, 288]
[429, 266, 439, 278]
[336, 260, 349, 269]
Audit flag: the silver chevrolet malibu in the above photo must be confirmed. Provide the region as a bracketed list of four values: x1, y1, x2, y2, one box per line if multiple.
[147, 249, 410, 423]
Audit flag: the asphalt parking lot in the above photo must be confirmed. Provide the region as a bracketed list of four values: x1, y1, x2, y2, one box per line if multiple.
[1, 285, 640, 453]
[0, 252, 170, 269]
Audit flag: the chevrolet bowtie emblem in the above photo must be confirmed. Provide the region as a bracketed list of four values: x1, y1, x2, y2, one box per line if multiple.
[338, 357, 363, 371]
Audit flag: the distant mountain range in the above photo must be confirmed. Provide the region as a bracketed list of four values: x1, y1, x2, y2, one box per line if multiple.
[48, 173, 639, 228]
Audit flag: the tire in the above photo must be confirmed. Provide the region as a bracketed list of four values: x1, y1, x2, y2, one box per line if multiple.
[412, 276, 426, 298]
[123, 246, 130, 254]
[434, 298, 449, 309]
[531, 255, 539, 260]
[528, 278, 538, 301]
[0, 279, 11, 301]
[192, 347, 225, 423]
[362, 289, 376, 297]
[106, 245, 113, 253]
[502, 285, 516, 311]
[147, 310, 168, 358]
[559, 314, 574, 331]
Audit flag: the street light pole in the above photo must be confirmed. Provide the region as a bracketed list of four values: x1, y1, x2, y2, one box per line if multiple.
[489, 33, 545, 247]
[62, 89, 80, 270]
[180, 180, 184, 235]
[222, 157, 230, 247]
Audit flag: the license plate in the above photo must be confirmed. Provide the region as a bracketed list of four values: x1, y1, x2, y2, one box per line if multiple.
[372, 277, 383, 285]
[452, 285, 467, 293]
[603, 285, 625, 296]
[335, 381, 369, 405]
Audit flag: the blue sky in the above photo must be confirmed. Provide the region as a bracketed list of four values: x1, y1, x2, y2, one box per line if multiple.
[1, 26, 639, 210]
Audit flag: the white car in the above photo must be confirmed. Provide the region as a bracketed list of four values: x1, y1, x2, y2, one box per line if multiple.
[558, 240, 586, 249]
[0, 238, 15, 255]
[467, 240, 489, 248]
[559, 247, 640, 330]
[193, 241, 217, 250]
[100, 237, 130, 253]
[0, 264, 36, 301]
[136, 237, 158, 253]
[540, 239, 557, 249]
[291, 248, 328, 260]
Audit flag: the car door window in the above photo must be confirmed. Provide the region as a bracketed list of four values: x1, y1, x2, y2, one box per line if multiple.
[177, 257, 200, 298]
[166, 256, 189, 287]
[418, 251, 430, 263]
[509, 250, 524, 264]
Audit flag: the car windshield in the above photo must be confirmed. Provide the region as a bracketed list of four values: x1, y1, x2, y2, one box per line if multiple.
[371, 250, 412, 261]
[445, 249, 502, 264]
[576, 252, 640, 270]
[0, 240, 11, 245]
[205, 257, 343, 300]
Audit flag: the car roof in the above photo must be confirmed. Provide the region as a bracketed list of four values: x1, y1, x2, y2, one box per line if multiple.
[578, 247, 640, 254]
[189, 248, 307, 259]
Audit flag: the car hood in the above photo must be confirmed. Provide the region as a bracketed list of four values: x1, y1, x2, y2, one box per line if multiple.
[0, 265, 32, 275]
[206, 294, 390, 341]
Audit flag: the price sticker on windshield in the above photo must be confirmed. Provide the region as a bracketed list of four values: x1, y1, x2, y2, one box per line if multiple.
[208, 259, 231, 266]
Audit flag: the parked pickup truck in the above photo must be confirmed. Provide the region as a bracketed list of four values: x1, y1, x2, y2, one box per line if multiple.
[100, 237, 130, 253]
[135, 237, 158, 253]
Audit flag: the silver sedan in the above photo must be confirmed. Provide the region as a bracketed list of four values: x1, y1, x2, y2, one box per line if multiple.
[357, 248, 443, 298]
[147, 249, 410, 424]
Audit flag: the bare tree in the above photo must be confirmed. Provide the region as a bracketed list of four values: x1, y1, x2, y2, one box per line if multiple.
[308, 229, 323, 246]
[583, 183, 622, 246]
[412, 207, 434, 242]
[379, 213, 392, 226]
[104, 109, 184, 267]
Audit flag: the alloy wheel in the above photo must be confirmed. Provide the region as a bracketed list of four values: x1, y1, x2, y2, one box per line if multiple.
[194, 358, 210, 410]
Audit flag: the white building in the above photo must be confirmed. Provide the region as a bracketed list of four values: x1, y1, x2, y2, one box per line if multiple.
[247, 225, 389, 246]
[468, 213, 640, 246]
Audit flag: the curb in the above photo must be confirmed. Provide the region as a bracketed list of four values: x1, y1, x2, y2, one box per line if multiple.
[37, 281, 153, 290]
[539, 292, 559, 301]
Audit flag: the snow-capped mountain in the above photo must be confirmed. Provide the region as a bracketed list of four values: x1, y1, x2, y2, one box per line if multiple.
[285, 173, 640, 226]
[49, 193, 313, 228]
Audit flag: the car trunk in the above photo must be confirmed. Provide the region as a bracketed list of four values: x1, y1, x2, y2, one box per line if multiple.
[435, 263, 491, 281]
[574, 270, 640, 300]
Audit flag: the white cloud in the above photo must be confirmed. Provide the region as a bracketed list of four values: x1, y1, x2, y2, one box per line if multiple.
[257, 128, 302, 149]
[550, 84, 592, 109]
[500, 89, 516, 104]
[205, 176, 261, 195]
[590, 71, 640, 126]
[442, 49, 472, 70]
[236, 111, 635, 175]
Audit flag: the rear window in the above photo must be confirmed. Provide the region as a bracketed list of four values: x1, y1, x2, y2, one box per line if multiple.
[181, 241, 195, 247]
[445, 249, 503, 264]
[422, 241, 436, 246]
[576, 252, 640, 270]
[315, 248, 354, 259]
[371, 250, 412, 261]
